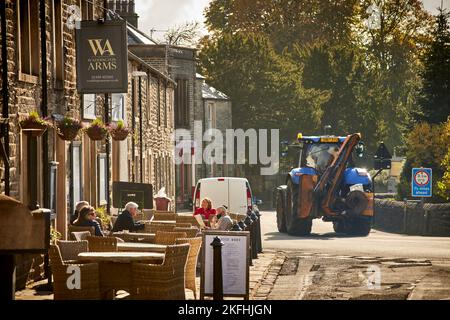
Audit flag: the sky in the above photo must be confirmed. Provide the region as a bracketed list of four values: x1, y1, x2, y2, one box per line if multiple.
[135, 0, 449, 41]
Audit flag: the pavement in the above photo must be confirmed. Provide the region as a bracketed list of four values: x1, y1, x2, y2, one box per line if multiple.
[14, 210, 450, 300]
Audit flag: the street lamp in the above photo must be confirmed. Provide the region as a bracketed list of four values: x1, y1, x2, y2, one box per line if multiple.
[324, 125, 332, 135]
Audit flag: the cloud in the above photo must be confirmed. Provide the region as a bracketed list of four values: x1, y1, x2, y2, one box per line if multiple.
[135, 0, 211, 38]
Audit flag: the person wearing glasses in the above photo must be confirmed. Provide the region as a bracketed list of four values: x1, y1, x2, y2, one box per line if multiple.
[73, 206, 104, 237]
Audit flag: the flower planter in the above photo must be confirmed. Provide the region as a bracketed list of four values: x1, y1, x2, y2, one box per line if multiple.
[19, 114, 49, 137]
[109, 128, 130, 141]
[86, 126, 108, 140]
[56, 118, 83, 141]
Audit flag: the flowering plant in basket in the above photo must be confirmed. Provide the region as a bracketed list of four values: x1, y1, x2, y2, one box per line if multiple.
[85, 118, 108, 141]
[56, 116, 83, 141]
[108, 119, 131, 141]
[19, 111, 50, 137]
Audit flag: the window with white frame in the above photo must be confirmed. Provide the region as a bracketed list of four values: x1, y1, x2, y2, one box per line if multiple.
[82, 94, 96, 120]
[98, 153, 107, 206]
[71, 142, 83, 211]
[111, 94, 125, 121]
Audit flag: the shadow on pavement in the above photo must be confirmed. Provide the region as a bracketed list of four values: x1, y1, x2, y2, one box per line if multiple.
[264, 231, 369, 240]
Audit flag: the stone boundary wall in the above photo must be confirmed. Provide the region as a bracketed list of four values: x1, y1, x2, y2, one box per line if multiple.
[374, 199, 450, 236]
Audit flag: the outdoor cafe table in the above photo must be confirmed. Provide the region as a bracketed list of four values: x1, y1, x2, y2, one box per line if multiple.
[117, 242, 167, 253]
[77, 252, 165, 299]
[113, 232, 155, 243]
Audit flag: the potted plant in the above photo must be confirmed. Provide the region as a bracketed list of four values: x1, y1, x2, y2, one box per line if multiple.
[55, 116, 83, 141]
[19, 111, 50, 137]
[85, 118, 108, 141]
[108, 119, 131, 141]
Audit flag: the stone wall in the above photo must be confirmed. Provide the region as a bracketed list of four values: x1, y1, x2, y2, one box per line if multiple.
[374, 199, 450, 236]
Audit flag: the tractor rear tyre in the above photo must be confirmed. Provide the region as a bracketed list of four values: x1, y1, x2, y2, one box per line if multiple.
[333, 217, 372, 236]
[276, 187, 287, 233]
[286, 179, 312, 236]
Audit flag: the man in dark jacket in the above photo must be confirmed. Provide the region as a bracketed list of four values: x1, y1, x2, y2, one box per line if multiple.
[112, 202, 145, 232]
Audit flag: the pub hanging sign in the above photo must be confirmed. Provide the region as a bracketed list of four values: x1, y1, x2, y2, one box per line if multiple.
[76, 20, 128, 93]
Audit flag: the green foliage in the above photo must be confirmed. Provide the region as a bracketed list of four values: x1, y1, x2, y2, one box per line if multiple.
[201, 0, 432, 161]
[95, 206, 111, 229]
[418, 9, 450, 124]
[50, 226, 62, 244]
[397, 120, 450, 202]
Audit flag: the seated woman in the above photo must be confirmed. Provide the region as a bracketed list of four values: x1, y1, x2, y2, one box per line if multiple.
[211, 206, 233, 231]
[73, 206, 104, 237]
[194, 198, 217, 220]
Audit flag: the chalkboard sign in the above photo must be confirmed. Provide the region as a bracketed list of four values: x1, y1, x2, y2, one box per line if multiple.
[112, 181, 153, 209]
[200, 230, 250, 299]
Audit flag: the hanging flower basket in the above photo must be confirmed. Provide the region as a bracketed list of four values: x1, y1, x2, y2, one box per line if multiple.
[85, 118, 108, 141]
[56, 117, 83, 141]
[19, 111, 50, 137]
[108, 120, 131, 141]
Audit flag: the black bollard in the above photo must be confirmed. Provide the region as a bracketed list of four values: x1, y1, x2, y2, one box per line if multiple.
[211, 236, 224, 300]
[238, 220, 246, 231]
[255, 210, 263, 253]
[231, 223, 242, 231]
[243, 216, 254, 265]
[0, 254, 16, 300]
[248, 212, 259, 259]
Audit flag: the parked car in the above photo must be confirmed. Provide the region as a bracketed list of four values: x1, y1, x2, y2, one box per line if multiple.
[192, 177, 255, 215]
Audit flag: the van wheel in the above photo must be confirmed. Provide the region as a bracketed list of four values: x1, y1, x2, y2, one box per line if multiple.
[286, 179, 312, 236]
[276, 187, 287, 233]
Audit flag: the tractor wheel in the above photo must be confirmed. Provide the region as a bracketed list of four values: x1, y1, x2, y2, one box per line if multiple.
[333, 217, 372, 236]
[286, 179, 312, 236]
[276, 187, 287, 233]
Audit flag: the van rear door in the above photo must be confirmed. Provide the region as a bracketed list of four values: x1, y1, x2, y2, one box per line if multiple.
[201, 178, 229, 210]
[228, 179, 248, 214]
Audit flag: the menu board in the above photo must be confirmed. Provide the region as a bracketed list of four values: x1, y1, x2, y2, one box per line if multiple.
[201, 230, 250, 299]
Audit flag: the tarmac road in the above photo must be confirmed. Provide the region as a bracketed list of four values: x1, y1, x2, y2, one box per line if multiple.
[260, 210, 450, 260]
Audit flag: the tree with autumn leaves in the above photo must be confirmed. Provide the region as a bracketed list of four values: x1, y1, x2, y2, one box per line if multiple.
[198, 0, 433, 158]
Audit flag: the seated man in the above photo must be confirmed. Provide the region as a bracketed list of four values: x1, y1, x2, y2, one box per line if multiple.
[112, 202, 145, 232]
[211, 206, 233, 231]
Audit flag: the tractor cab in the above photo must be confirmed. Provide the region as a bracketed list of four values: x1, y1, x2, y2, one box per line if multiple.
[282, 133, 365, 175]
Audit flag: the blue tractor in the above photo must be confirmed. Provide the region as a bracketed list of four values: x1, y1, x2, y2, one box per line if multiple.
[276, 133, 382, 236]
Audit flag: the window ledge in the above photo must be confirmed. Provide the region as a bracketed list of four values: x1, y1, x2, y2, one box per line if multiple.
[19, 72, 39, 84]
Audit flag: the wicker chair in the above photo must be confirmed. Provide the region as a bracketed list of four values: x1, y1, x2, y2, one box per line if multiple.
[144, 223, 175, 234]
[131, 243, 190, 300]
[68, 225, 95, 239]
[175, 223, 192, 228]
[176, 215, 202, 229]
[86, 236, 118, 252]
[175, 237, 202, 299]
[154, 231, 188, 245]
[173, 227, 199, 238]
[56, 240, 88, 262]
[70, 231, 91, 241]
[48, 245, 101, 300]
[153, 212, 177, 221]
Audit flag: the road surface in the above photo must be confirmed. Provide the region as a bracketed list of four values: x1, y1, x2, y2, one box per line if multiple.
[254, 210, 450, 299]
[260, 210, 450, 260]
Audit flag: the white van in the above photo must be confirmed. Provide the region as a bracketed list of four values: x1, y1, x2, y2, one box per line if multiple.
[192, 177, 254, 215]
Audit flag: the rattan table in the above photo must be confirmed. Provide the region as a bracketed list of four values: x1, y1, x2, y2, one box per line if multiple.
[117, 242, 167, 253]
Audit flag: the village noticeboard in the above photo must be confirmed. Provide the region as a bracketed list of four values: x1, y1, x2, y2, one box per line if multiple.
[76, 20, 128, 93]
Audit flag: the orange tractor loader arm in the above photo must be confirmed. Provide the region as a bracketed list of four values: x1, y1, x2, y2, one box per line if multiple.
[313, 133, 361, 216]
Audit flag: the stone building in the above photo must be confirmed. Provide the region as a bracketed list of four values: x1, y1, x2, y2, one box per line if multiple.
[0, 0, 175, 240]
[128, 42, 197, 208]
[195, 73, 232, 179]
